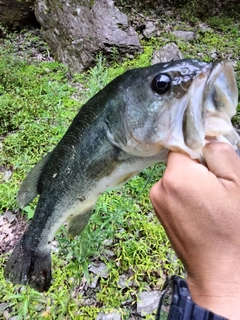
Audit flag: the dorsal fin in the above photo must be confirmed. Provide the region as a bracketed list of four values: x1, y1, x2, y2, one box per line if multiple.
[17, 153, 51, 208]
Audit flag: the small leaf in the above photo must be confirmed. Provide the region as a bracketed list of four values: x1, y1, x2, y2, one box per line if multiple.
[23, 205, 34, 220]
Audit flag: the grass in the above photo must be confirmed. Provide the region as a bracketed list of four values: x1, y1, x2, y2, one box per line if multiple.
[0, 13, 240, 319]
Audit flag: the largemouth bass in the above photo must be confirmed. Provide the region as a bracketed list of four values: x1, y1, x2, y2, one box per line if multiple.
[4, 59, 239, 292]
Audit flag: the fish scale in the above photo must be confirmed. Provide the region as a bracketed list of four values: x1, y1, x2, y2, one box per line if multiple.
[4, 59, 239, 292]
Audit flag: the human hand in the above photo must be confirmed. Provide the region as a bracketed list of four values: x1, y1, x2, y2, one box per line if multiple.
[150, 142, 240, 320]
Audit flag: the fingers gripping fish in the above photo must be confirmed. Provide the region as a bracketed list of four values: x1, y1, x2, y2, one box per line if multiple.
[4, 59, 239, 292]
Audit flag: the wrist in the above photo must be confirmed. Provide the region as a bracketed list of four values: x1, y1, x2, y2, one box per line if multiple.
[157, 276, 228, 320]
[187, 277, 240, 320]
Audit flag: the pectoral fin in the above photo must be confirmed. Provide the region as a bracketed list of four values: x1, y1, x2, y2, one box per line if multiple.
[17, 153, 51, 208]
[67, 208, 94, 238]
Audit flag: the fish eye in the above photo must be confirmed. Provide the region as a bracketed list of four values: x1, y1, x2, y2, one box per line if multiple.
[151, 74, 171, 94]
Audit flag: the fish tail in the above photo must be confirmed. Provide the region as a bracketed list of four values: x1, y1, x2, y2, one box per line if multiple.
[4, 242, 52, 292]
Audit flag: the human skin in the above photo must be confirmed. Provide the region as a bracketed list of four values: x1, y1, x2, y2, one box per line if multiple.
[150, 142, 240, 320]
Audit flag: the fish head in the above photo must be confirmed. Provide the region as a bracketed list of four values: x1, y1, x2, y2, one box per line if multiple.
[110, 59, 239, 159]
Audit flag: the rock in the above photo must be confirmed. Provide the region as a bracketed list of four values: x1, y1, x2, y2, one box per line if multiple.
[96, 311, 121, 320]
[3, 211, 16, 224]
[82, 297, 96, 306]
[137, 291, 161, 316]
[209, 48, 217, 59]
[117, 274, 133, 288]
[171, 30, 195, 41]
[103, 249, 115, 258]
[0, 0, 38, 29]
[143, 21, 157, 38]
[102, 239, 113, 246]
[0, 303, 7, 315]
[3, 310, 11, 320]
[89, 275, 99, 289]
[89, 262, 109, 278]
[121, 299, 133, 306]
[3, 170, 12, 181]
[151, 43, 184, 65]
[35, 0, 141, 72]
[198, 23, 213, 33]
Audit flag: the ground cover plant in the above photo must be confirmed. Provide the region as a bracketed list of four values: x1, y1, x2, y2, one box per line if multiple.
[0, 11, 240, 320]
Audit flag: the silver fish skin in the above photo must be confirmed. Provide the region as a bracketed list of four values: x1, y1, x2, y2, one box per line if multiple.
[4, 59, 239, 292]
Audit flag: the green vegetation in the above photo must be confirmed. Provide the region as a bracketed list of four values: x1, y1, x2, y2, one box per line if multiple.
[117, 0, 240, 21]
[0, 12, 240, 320]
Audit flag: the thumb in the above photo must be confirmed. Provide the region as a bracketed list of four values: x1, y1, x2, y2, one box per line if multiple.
[203, 142, 240, 184]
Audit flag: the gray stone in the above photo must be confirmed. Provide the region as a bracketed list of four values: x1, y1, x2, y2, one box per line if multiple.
[0, 303, 7, 315]
[137, 291, 161, 316]
[151, 43, 184, 65]
[96, 311, 121, 320]
[103, 249, 115, 257]
[35, 0, 141, 72]
[4, 170, 12, 181]
[198, 23, 213, 33]
[82, 297, 96, 306]
[102, 239, 113, 246]
[143, 21, 157, 38]
[89, 262, 109, 278]
[210, 48, 217, 59]
[121, 299, 133, 306]
[167, 252, 178, 263]
[171, 30, 195, 41]
[3, 310, 11, 320]
[3, 211, 16, 224]
[89, 274, 99, 288]
[117, 274, 133, 288]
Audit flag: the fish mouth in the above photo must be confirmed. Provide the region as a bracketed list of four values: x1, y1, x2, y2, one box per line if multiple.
[204, 60, 238, 117]
[181, 59, 239, 158]
[203, 60, 239, 148]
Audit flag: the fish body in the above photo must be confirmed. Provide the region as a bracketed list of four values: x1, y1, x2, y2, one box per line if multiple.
[5, 59, 239, 292]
